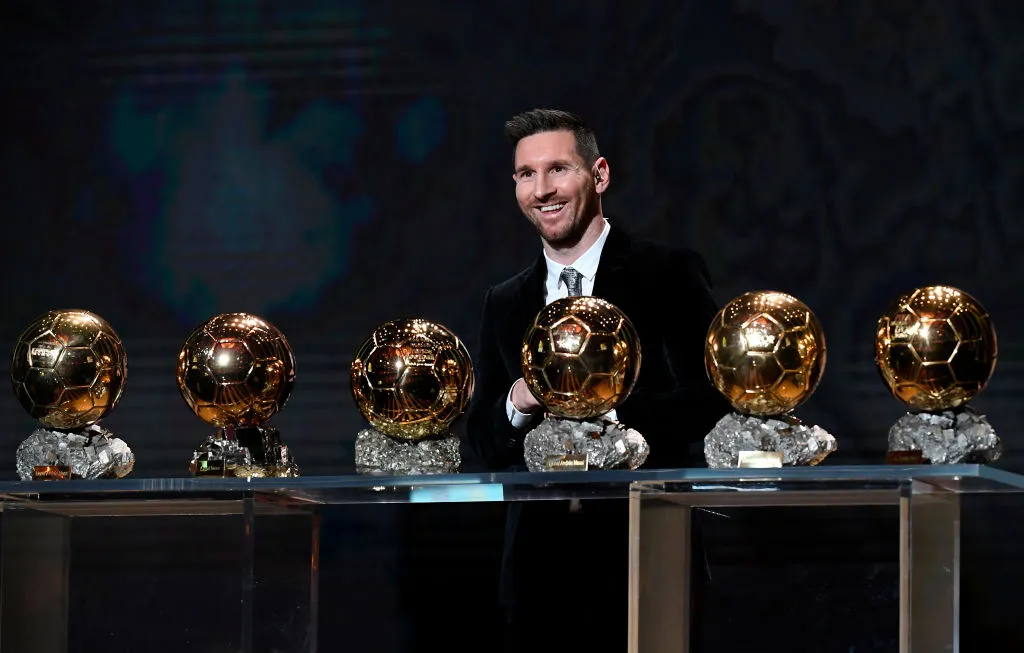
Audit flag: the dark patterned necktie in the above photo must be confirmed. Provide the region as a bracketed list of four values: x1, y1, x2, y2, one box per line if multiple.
[560, 266, 583, 297]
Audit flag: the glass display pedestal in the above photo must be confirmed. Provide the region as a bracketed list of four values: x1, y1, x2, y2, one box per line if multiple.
[0, 464, 1021, 651]
[627, 465, 1024, 653]
[0, 494, 319, 653]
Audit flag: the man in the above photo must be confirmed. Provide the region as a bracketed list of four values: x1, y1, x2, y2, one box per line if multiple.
[466, 108, 729, 652]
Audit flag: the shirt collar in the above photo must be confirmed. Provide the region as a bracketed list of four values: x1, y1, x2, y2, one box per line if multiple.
[543, 218, 611, 286]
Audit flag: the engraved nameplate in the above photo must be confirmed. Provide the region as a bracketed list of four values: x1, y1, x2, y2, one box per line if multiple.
[192, 459, 225, 476]
[544, 453, 588, 471]
[737, 451, 783, 468]
[885, 450, 930, 465]
[33, 465, 72, 481]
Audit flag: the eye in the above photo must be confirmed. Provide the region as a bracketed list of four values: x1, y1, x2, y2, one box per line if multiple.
[551, 165, 565, 174]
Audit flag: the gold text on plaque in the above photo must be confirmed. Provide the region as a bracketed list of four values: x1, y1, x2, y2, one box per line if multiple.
[885, 450, 930, 465]
[544, 453, 589, 471]
[737, 451, 784, 468]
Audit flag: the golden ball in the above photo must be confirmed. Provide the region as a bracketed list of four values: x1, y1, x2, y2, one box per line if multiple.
[351, 318, 474, 440]
[176, 313, 296, 427]
[875, 285, 996, 411]
[705, 291, 826, 416]
[521, 296, 641, 420]
[10, 309, 128, 430]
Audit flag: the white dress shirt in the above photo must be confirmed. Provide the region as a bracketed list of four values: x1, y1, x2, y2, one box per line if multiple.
[506, 219, 617, 426]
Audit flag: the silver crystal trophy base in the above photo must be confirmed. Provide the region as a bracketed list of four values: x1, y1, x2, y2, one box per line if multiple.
[354, 428, 461, 475]
[190, 425, 300, 478]
[522, 416, 649, 472]
[704, 412, 837, 468]
[887, 406, 1001, 464]
[16, 423, 135, 481]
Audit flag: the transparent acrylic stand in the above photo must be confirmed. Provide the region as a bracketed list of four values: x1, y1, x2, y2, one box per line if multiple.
[0, 464, 1022, 652]
[626, 465, 1024, 653]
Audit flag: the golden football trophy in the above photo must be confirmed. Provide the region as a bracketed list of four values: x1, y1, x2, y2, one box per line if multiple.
[177, 312, 299, 478]
[519, 296, 646, 472]
[704, 291, 836, 468]
[350, 318, 474, 475]
[876, 285, 1000, 464]
[10, 309, 134, 480]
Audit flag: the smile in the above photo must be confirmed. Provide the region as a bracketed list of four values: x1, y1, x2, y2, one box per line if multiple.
[538, 203, 566, 214]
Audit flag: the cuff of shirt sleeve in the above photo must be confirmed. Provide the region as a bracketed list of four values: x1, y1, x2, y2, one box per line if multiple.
[505, 384, 537, 428]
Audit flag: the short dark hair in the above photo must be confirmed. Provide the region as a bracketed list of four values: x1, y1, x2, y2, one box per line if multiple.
[504, 108, 600, 165]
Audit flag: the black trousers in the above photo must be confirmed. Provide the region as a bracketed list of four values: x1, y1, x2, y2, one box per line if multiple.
[504, 588, 706, 653]
[500, 500, 708, 653]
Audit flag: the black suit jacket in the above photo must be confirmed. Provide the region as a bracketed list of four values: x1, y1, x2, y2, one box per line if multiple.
[467, 224, 728, 471]
[465, 224, 730, 630]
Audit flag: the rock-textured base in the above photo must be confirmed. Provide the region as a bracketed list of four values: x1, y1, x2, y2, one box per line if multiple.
[190, 426, 300, 478]
[888, 407, 1001, 464]
[523, 417, 649, 472]
[704, 413, 837, 468]
[354, 428, 461, 475]
[16, 424, 135, 481]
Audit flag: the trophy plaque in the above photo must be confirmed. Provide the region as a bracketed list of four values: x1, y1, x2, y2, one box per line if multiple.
[10, 309, 134, 480]
[520, 296, 648, 472]
[704, 291, 837, 468]
[875, 285, 1000, 464]
[350, 318, 473, 475]
[177, 312, 300, 478]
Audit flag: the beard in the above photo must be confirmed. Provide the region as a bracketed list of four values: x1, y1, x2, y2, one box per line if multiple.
[526, 192, 599, 249]
[535, 216, 585, 249]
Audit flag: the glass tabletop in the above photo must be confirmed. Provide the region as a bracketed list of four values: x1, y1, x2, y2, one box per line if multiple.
[626, 464, 1024, 509]
[0, 464, 1021, 510]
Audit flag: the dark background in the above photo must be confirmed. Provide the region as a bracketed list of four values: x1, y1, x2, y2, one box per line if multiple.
[1, 1, 1023, 651]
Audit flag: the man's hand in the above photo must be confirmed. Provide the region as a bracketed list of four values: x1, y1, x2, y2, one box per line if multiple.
[510, 377, 542, 414]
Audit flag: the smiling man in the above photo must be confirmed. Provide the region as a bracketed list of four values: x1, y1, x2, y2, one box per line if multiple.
[465, 108, 730, 652]
[513, 126, 606, 252]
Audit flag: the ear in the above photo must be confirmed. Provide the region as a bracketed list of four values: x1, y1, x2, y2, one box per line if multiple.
[593, 157, 610, 193]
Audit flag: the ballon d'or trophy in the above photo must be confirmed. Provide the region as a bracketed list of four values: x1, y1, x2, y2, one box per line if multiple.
[704, 291, 836, 468]
[10, 309, 134, 480]
[177, 313, 300, 478]
[520, 296, 646, 472]
[876, 285, 1000, 464]
[350, 318, 474, 475]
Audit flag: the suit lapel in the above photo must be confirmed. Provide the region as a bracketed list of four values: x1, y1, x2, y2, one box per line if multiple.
[516, 253, 547, 326]
[592, 224, 631, 305]
[501, 254, 544, 358]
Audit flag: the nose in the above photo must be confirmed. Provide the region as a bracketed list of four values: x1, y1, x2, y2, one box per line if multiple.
[532, 172, 554, 199]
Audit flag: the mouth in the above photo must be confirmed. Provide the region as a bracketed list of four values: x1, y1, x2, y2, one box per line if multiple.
[535, 202, 567, 217]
